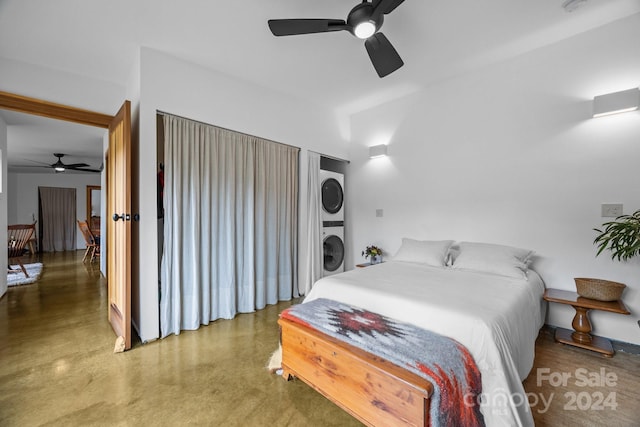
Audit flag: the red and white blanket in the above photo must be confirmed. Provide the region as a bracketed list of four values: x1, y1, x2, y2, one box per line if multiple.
[281, 298, 485, 427]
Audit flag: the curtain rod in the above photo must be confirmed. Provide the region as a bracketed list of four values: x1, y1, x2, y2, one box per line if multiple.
[308, 150, 350, 164]
[157, 110, 300, 152]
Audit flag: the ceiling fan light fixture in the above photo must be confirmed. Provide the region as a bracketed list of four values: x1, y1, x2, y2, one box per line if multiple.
[347, 2, 381, 39]
[354, 21, 376, 39]
[53, 157, 66, 171]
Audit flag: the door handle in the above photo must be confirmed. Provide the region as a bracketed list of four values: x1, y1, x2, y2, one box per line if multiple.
[112, 213, 131, 221]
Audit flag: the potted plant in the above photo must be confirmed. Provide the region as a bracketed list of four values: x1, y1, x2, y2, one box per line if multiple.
[593, 210, 640, 261]
[584, 210, 639, 301]
[362, 245, 383, 264]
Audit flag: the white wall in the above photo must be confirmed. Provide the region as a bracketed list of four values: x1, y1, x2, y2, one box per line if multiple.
[0, 58, 125, 115]
[0, 116, 8, 297]
[7, 172, 101, 250]
[348, 14, 640, 345]
[135, 48, 348, 342]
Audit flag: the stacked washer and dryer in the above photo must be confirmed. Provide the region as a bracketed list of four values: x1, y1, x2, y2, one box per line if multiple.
[320, 169, 345, 276]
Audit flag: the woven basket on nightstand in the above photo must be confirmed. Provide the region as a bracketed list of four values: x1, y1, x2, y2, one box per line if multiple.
[574, 278, 626, 302]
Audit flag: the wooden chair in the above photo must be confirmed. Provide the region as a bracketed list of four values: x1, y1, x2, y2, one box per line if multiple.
[8, 223, 36, 277]
[89, 215, 101, 234]
[77, 220, 100, 263]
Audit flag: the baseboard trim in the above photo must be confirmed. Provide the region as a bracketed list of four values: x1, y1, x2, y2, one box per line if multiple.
[612, 339, 640, 355]
[542, 324, 640, 355]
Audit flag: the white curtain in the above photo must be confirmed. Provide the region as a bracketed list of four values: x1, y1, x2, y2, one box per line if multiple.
[303, 152, 322, 295]
[160, 115, 299, 338]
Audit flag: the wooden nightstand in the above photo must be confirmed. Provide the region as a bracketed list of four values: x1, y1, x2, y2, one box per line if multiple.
[355, 262, 383, 268]
[543, 289, 630, 357]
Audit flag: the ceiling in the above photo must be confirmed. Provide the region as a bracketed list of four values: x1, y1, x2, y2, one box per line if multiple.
[1, 0, 639, 172]
[2, 110, 105, 174]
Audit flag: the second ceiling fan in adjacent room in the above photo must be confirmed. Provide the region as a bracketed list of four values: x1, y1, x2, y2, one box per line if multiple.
[32, 153, 101, 173]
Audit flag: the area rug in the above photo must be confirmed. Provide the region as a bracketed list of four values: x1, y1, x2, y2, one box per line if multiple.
[7, 263, 43, 287]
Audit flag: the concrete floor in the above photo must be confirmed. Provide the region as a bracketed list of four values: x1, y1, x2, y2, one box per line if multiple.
[0, 251, 360, 426]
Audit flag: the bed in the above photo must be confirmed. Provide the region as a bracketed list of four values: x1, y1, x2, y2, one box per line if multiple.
[278, 240, 546, 427]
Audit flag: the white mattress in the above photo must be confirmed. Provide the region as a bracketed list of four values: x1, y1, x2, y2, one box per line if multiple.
[304, 261, 546, 427]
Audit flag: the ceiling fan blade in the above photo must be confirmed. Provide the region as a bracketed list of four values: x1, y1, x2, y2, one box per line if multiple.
[268, 19, 348, 36]
[67, 166, 101, 173]
[364, 32, 404, 78]
[22, 158, 53, 166]
[373, 0, 405, 15]
[64, 163, 90, 168]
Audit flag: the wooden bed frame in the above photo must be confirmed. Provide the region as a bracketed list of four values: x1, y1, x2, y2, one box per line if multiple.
[278, 317, 434, 427]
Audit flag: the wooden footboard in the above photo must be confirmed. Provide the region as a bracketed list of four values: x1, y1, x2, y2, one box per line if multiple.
[278, 317, 433, 427]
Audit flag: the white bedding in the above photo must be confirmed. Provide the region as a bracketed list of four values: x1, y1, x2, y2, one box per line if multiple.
[304, 261, 546, 427]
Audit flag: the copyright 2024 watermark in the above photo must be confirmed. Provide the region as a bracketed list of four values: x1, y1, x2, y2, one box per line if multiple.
[532, 367, 619, 413]
[466, 367, 620, 415]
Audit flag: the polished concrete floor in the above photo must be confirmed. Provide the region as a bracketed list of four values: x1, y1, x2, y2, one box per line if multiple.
[1, 251, 638, 426]
[1, 251, 360, 426]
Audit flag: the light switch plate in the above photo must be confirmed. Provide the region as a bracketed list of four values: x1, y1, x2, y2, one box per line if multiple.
[376, 209, 384, 218]
[601, 204, 623, 218]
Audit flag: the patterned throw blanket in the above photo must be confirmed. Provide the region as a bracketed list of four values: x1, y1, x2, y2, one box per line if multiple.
[281, 298, 485, 427]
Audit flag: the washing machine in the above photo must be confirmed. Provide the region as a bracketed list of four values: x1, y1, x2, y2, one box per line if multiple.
[322, 226, 345, 276]
[320, 169, 344, 223]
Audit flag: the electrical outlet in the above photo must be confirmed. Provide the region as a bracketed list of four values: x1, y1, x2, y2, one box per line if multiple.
[601, 204, 623, 218]
[376, 209, 384, 218]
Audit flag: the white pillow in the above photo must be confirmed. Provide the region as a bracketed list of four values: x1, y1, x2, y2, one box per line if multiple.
[393, 238, 454, 267]
[451, 242, 534, 279]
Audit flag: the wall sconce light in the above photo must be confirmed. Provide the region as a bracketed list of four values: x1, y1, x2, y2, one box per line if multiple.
[593, 88, 640, 118]
[368, 144, 388, 159]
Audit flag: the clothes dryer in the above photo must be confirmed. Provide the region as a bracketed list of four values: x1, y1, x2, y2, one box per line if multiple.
[320, 169, 344, 223]
[322, 226, 344, 276]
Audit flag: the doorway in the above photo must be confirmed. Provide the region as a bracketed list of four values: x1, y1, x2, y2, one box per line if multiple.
[0, 90, 133, 350]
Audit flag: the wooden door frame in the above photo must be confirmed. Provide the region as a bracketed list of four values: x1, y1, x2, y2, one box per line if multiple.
[86, 185, 101, 223]
[0, 91, 113, 128]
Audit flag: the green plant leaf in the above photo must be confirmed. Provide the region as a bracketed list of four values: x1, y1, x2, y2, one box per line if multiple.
[593, 209, 640, 262]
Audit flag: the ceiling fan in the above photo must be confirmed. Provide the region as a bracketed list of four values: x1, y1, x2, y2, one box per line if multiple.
[27, 153, 102, 173]
[268, 0, 405, 78]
